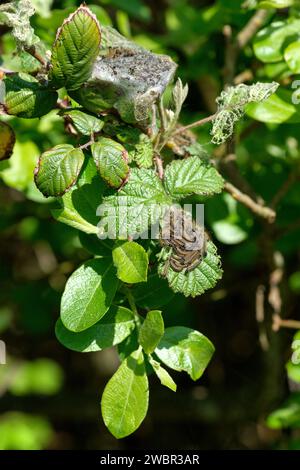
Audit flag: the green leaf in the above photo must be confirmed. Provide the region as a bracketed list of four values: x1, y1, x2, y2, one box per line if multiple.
[158, 240, 223, 298]
[133, 273, 174, 309]
[257, 0, 295, 9]
[0, 121, 15, 161]
[9, 359, 63, 396]
[112, 241, 148, 283]
[91, 138, 129, 188]
[2, 73, 58, 118]
[98, 168, 170, 238]
[0, 140, 39, 192]
[246, 89, 300, 124]
[164, 156, 224, 199]
[155, 326, 215, 381]
[34, 144, 85, 197]
[130, 134, 153, 169]
[267, 394, 300, 429]
[101, 347, 149, 439]
[64, 110, 104, 136]
[51, 158, 104, 234]
[149, 357, 177, 392]
[79, 233, 114, 256]
[55, 305, 135, 352]
[253, 20, 300, 63]
[139, 310, 164, 354]
[61, 258, 118, 332]
[50, 5, 101, 91]
[284, 41, 300, 73]
[286, 361, 300, 384]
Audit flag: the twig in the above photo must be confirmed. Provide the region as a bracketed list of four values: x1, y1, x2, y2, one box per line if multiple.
[223, 10, 269, 86]
[24, 45, 47, 68]
[172, 113, 217, 136]
[224, 181, 276, 222]
[234, 69, 254, 85]
[268, 251, 284, 316]
[256, 284, 269, 351]
[155, 153, 164, 180]
[270, 172, 299, 209]
[272, 315, 300, 332]
[236, 9, 270, 50]
[79, 140, 94, 150]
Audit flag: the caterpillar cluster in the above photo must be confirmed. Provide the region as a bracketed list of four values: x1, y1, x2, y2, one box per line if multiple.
[159, 206, 208, 276]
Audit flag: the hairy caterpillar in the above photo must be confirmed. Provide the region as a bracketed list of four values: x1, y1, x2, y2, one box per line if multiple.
[159, 206, 208, 276]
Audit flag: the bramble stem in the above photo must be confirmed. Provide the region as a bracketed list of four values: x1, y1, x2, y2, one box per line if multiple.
[224, 181, 276, 223]
[24, 45, 47, 67]
[172, 113, 217, 136]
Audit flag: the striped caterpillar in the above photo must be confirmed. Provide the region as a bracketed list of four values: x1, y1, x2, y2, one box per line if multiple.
[159, 206, 208, 276]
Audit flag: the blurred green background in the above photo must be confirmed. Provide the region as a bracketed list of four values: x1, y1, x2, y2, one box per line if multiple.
[1, 0, 300, 450]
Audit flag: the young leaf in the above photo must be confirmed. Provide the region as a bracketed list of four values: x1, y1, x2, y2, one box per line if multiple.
[0, 121, 15, 161]
[158, 240, 223, 298]
[131, 134, 153, 169]
[34, 144, 85, 197]
[101, 347, 149, 439]
[2, 73, 58, 119]
[149, 357, 177, 392]
[51, 157, 104, 234]
[98, 168, 171, 238]
[50, 5, 101, 91]
[55, 305, 135, 352]
[155, 326, 215, 381]
[61, 258, 118, 332]
[211, 82, 279, 144]
[139, 310, 164, 354]
[112, 241, 148, 284]
[64, 110, 104, 136]
[164, 156, 224, 199]
[91, 138, 129, 189]
[171, 78, 189, 117]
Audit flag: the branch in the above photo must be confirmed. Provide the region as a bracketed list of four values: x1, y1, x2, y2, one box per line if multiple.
[256, 284, 269, 351]
[273, 315, 300, 332]
[223, 9, 269, 86]
[224, 181, 276, 222]
[236, 9, 270, 50]
[172, 113, 217, 136]
[270, 172, 299, 209]
[24, 45, 47, 68]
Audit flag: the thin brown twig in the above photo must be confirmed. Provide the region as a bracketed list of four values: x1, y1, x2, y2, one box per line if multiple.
[155, 153, 164, 180]
[172, 113, 217, 136]
[270, 172, 299, 209]
[236, 9, 270, 50]
[223, 9, 269, 86]
[272, 315, 300, 332]
[224, 181, 276, 222]
[24, 45, 47, 67]
[268, 251, 284, 316]
[256, 284, 269, 351]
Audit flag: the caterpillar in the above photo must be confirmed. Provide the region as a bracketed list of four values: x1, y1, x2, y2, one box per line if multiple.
[159, 206, 208, 276]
